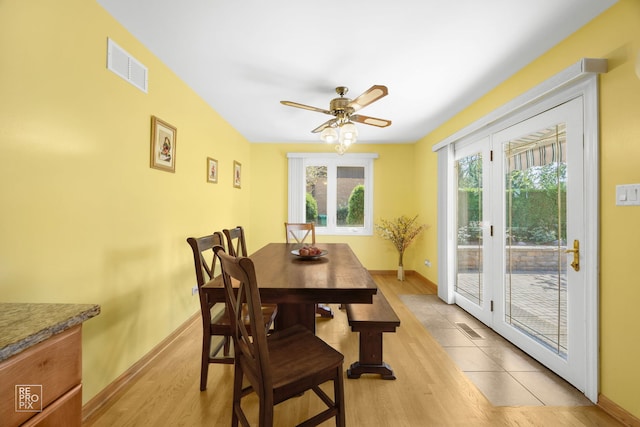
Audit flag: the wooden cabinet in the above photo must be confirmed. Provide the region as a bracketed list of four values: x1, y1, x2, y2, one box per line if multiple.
[0, 326, 83, 426]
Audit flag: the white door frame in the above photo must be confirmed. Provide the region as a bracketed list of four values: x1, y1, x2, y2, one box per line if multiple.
[433, 58, 605, 402]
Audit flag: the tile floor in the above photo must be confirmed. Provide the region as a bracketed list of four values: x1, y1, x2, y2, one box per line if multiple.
[399, 294, 592, 407]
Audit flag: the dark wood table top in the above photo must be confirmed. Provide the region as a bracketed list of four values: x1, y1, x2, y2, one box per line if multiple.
[202, 242, 377, 305]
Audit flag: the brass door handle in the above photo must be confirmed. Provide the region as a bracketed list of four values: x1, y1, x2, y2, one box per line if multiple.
[565, 239, 580, 272]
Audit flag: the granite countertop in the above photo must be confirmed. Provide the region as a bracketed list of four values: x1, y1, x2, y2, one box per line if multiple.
[0, 303, 100, 362]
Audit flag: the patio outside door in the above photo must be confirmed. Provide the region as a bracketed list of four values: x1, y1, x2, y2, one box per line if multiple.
[454, 98, 587, 391]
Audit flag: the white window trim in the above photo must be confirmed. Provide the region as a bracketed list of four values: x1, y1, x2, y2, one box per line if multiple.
[432, 58, 606, 403]
[287, 153, 378, 236]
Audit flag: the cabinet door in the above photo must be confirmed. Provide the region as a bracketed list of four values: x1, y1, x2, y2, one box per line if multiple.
[0, 326, 81, 426]
[21, 384, 82, 427]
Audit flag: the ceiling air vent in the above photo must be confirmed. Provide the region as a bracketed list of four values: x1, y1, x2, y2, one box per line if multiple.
[107, 38, 148, 93]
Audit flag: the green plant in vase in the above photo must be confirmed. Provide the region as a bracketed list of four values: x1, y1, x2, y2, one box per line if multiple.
[375, 215, 428, 281]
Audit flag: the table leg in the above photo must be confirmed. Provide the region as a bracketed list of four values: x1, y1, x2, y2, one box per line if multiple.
[275, 303, 316, 333]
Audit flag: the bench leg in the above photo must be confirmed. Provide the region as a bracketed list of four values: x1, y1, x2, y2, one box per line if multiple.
[347, 330, 396, 380]
[316, 303, 334, 318]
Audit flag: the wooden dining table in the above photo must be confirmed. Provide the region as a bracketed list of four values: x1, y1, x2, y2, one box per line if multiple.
[202, 242, 378, 333]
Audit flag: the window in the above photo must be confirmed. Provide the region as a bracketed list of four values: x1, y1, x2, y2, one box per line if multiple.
[287, 153, 377, 236]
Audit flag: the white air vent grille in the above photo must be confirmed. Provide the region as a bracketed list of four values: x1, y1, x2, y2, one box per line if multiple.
[107, 38, 148, 93]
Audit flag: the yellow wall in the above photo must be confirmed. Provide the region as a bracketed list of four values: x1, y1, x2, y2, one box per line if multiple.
[0, 0, 252, 402]
[415, 0, 640, 418]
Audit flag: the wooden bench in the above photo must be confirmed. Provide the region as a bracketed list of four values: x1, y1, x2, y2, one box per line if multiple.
[346, 291, 400, 380]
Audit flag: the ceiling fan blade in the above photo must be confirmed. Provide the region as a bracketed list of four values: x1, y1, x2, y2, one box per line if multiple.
[351, 114, 392, 128]
[348, 85, 388, 112]
[311, 118, 337, 133]
[280, 100, 331, 115]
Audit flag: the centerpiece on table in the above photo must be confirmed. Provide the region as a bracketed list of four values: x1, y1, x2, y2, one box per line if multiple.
[375, 214, 428, 281]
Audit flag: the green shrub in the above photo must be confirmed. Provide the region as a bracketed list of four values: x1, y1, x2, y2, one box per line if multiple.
[346, 185, 365, 225]
[305, 192, 318, 222]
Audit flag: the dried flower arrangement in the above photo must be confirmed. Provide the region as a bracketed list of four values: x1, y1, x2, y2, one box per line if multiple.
[375, 215, 428, 280]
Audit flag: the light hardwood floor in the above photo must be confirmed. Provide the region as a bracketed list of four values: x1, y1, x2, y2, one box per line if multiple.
[83, 273, 620, 426]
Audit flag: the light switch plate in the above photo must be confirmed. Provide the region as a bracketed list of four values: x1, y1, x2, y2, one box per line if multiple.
[616, 184, 640, 206]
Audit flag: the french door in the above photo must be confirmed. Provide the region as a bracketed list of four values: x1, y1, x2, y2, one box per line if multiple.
[454, 98, 587, 391]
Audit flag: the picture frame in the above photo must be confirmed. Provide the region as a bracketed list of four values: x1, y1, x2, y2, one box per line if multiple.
[207, 157, 218, 183]
[150, 116, 177, 172]
[233, 160, 242, 188]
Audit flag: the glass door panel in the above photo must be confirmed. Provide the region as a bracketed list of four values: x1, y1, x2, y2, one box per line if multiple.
[504, 124, 567, 356]
[494, 97, 585, 391]
[455, 153, 484, 307]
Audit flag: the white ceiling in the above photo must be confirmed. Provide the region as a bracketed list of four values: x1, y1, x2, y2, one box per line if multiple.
[96, 0, 616, 144]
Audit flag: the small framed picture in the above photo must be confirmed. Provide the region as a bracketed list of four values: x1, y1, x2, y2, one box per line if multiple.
[207, 157, 218, 183]
[150, 116, 177, 172]
[233, 161, 242, 188]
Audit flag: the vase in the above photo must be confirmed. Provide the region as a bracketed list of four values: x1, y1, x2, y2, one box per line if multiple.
[397, 266, 405, 281]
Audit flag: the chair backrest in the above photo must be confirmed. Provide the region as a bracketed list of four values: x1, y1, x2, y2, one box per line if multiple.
[186, 232, 225, 326]
[187, 232, 226, 287]
[213, 246, 271, 397]
[223, 226, 248, 257]
[284, 222, 316, 245]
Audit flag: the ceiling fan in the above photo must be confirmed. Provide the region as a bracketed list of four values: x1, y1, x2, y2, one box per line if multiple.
[280, 85, 392, 133]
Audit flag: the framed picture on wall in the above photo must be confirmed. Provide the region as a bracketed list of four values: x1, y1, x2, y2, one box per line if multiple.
[233, 160, 241, 188]
[207, 157, 218, 183]
[150, 116, 177, 172]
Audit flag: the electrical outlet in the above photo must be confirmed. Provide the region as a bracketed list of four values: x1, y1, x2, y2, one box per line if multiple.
[424, 259, 431, 267]
[191, 285, 198, 296]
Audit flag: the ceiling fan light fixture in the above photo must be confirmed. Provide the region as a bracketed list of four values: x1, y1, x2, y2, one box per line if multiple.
[336, 121, 357, 154]
[339, 121, 358, 140]
[342, 138, 354, 148]
[320, 127, 338, 144]
[335, 143, 348, 155]
[339, 132, 355, 147]
[281, 84, 390, 155]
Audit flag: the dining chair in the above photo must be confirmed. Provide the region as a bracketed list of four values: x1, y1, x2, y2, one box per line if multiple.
[186, 232, 277, 391]
[284, 222, 334, 319]
[213, 246, 346, 427]
[223, 226, 248, 257]
[284, 222, 316, 246]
